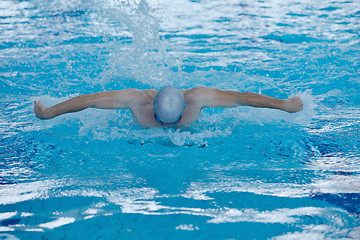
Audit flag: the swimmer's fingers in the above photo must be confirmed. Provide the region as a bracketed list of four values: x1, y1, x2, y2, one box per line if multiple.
[35, 100, 46, 108]
[34, 100, 42, 107]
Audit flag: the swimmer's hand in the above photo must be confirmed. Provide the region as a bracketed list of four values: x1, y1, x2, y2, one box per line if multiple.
[283, 96, 303, 113]
[34, 101, 51, 119]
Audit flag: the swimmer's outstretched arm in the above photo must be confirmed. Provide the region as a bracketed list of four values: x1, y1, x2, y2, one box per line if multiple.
[34, 89, 139, 119]
[192, 87, 303, 113]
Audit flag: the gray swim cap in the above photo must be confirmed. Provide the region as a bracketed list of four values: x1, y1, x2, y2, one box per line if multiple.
[153, 86, 185, 124]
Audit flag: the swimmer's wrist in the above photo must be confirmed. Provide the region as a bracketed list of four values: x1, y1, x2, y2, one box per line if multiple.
[36, 109, 52, 119]
[45, 107, 58, 119]
[269, 98, 287, 112]
[274, 98, 295, 112]
[279, 99, 289, 112]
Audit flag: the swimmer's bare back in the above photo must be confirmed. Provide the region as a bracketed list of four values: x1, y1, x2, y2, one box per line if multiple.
[34, 87, 303, 127]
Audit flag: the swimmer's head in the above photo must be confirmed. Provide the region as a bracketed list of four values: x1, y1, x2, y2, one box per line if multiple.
[153, 86, 186, 124]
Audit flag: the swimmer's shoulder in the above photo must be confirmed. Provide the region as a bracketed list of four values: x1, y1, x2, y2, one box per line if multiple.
[130, 89, 159, 105]
[141, 89, 159, 100]
[142, 89, 158, 95]
[183, 86, 213, 94]
[121, 88, 158, 97]
[182, 87, 213, 103]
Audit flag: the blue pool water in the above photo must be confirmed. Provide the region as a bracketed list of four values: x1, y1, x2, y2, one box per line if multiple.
[1, 0, 360, 239]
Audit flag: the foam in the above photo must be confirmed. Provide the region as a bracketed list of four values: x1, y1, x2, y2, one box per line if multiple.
[175, 224, 199, 231]
[0, 212, 17, 221]
[0, 180, 64, 205]
[39, 217, 75, 229]
[183, 173, 360, 201]
[207, 207, 327, 224]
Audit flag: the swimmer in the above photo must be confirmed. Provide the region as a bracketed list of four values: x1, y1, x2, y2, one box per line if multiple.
[34, 86, 303, 127]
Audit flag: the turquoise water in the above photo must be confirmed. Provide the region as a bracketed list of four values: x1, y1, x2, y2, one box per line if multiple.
[1, 0, 360, 239]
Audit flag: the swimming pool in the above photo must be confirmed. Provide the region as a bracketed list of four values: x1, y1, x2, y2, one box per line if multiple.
[1, 0, 359, 239]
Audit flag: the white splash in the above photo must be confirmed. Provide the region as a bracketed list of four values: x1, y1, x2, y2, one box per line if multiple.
[208, 207, 327, 224]
[39, 217, 75, 229]
[175, 224, 199, 231]
[0, 180, 64, 205]
[0, 212, 17, 221]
